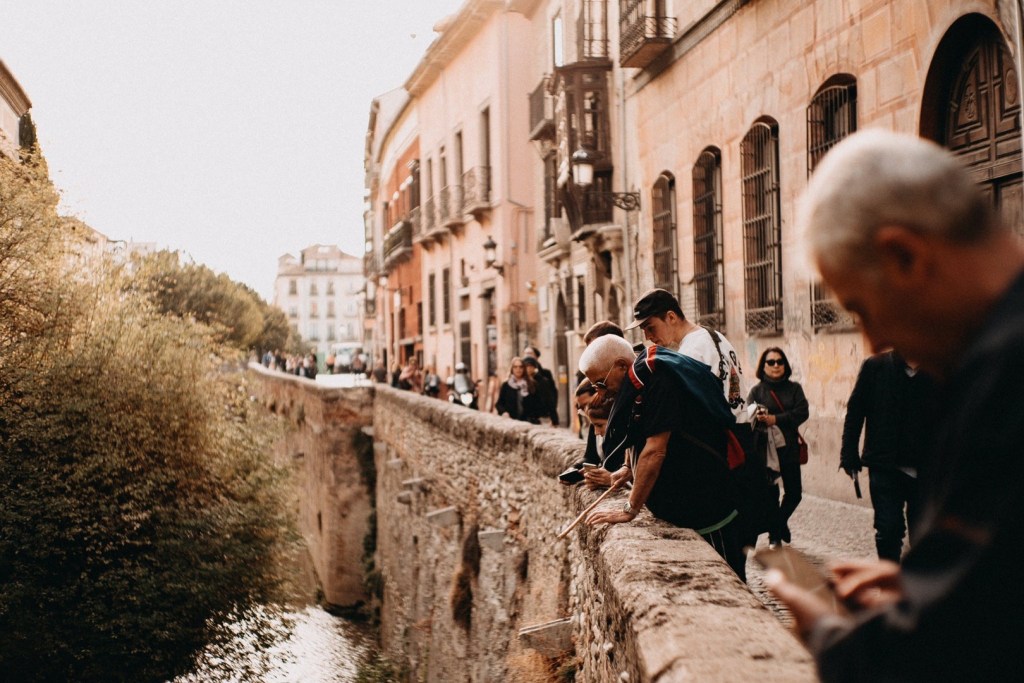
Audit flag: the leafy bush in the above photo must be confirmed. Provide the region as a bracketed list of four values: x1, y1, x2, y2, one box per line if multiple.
[0, 149, 294, 681]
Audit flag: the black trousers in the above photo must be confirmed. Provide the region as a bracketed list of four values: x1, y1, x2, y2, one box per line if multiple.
[770, 453, 802, 542]
[869, 466, 922, 562]
[702, 516, 747, 582]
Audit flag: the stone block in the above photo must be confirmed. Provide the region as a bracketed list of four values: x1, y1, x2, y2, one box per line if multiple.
[386, 458, 404, 470]
[397, 491, 413, 505]
[477, 529, 505, 551]
[401, 477, 428, 492]
[373, 442, 388, 457]
[426, 506, 459, 527]
[518, 616, 574, 658]
[361, 426, 375, 437]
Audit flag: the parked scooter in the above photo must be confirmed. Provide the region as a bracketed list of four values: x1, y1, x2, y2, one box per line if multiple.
[446, 363, 479, 410]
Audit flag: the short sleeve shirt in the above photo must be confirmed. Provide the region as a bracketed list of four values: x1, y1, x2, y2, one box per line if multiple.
[636, 371, 735, 530]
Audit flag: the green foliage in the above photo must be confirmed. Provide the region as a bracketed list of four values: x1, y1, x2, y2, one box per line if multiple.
[0, 149, 295, 681]
[130, 250, 293, 353]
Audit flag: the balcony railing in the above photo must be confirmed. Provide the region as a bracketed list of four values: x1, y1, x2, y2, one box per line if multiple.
[619, 3, 677, 69]
[422, 196, 437, 233]
[363, 251, 379, 277]
[382, 220, 413, 271]
[529, 76, 555, 141]
[408, 205, 422, 237]
[462, 167, 491, 218]
[439, 184, 464, 229]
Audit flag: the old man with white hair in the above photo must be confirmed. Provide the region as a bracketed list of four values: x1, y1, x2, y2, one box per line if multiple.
[579, 335, 745, 577]
[768, 129, 1024, 681]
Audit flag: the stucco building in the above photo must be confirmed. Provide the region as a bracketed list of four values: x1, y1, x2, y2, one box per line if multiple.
[366, 1, 540, 396]
[274, 244, 364, 356]
[363, 1, 1023, 485]
[616, 0, 1021, 499]
[0, 60, 31, 160]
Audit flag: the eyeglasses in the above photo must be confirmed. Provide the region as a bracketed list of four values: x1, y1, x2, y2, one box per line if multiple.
[593, 365, 619, 392]
[764, 359, 784, 367]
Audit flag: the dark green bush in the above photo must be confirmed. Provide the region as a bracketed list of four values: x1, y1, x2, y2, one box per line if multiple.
[0, 148, 294, 681]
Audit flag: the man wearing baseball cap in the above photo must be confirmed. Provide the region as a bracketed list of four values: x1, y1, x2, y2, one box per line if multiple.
[626, 288, 745, 408]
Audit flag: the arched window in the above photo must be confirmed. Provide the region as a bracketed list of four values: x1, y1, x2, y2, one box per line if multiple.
[651, 172, 677, 295]
[740, 119, 783, 335]
[808, 75, 857, 330]
[921, 14, 1022, 234]
[692, 149, 725, 330]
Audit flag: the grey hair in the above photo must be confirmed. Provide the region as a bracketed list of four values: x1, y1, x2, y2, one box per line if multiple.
[798, 129, 997, 274]
[579, 335, 635, 376]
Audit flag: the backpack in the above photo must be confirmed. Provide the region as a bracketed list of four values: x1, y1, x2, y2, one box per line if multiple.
[628, 345, 745, 469]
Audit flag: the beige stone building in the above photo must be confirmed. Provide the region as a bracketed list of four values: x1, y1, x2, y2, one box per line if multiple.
[622, 0, 1021, 499]
[0, 60, 31, 160]
[364, 1, 1022, 466]
[274, 244, 364, 356]
[366, 1, 540, 397]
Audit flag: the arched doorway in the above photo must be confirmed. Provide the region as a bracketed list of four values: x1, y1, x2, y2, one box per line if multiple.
[921, 13, 1023, 233]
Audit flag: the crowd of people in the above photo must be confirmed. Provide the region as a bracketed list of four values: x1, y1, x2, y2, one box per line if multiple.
[261, 130, 1024, 678]
[571, 130, 1023, 680]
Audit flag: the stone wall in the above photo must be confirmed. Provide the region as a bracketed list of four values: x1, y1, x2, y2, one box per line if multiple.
[248, 365, 373, 608]
[372, 386, 816, 682]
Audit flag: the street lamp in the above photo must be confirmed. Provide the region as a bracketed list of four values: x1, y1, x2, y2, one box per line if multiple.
[483, 235, 505, 275]
[571, 147, 641, 211]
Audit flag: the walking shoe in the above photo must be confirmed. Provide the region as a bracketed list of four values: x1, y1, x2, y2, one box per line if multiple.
[781, 524, 792, 544]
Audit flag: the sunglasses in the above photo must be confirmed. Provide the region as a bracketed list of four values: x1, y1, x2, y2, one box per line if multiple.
[764, 359, 785, 367]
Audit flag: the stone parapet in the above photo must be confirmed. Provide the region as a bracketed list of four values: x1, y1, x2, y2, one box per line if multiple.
[372, 385, 815, 682]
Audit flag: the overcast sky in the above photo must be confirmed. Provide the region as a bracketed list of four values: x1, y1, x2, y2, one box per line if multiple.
[0, 0, 463, 300]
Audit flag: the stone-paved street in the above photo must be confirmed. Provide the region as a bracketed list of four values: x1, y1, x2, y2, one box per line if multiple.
[743, 493, 880, 627]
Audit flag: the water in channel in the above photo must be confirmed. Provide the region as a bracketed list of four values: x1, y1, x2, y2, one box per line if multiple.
[174, 605, 374, 682]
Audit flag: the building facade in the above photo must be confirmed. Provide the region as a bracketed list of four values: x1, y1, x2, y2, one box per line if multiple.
[0, 60, 31, 160]
[364, 1, 1023, 489]
[274, 244, 364, 356]
[366, 0, 540, 397]
[623, 0, 1022, 499]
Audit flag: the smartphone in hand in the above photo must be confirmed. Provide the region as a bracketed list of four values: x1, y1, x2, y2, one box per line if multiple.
[751, 545, 849, 616]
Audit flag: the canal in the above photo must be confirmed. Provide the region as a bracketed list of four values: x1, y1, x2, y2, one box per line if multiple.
[175, 604, 375, 682]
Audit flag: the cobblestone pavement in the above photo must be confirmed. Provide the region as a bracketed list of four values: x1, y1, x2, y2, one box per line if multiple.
[743, 493, 880, 627]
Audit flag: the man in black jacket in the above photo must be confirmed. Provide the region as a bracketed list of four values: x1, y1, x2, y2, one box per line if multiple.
[841, 351, 938, 562]
[523, 345, 559, 426]
[769, 130, 1024, 681]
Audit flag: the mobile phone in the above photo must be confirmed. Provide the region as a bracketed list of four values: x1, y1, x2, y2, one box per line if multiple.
[581, 462, 599, 469]
[558, 466, 584, 484]
[750, 545, 848, 615]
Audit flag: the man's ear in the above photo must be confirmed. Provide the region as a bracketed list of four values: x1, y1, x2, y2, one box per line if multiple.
[873, 225, 932, 287]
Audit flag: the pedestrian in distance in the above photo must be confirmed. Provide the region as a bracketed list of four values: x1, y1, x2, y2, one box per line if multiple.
[841, 350, 939, 562]
[747, 347, 809, 548]
[522, 355, 558, 426]
[398, 357, 423, 393]
[421, 365, 442, 398]
[495, 357, 535, 422]
[766, 129, 1024, 682]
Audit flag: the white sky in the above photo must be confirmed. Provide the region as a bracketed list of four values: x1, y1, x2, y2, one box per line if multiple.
[0, 0, 464, 300]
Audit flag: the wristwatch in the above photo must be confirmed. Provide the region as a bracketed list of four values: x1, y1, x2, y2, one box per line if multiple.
[622, 500, 637, 517]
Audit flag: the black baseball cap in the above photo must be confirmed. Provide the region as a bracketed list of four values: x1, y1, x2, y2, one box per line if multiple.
[624, 288, 683, 330]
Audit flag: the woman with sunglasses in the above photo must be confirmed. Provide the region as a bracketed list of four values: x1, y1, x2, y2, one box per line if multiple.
[495, 357, 537, 423]
[747, 347, 810, 548]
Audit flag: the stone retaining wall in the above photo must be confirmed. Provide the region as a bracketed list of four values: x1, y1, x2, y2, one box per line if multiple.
[372, 385, 816, 682]
[248, 365, 373, 608]
[249, 368, 816, 680]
